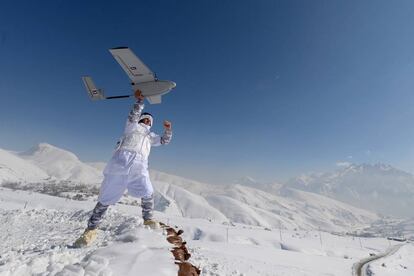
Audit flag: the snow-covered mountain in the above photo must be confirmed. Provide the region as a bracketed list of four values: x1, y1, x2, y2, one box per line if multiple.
[0, 144, 380, 232]
[18, 143, 103, 184]
[86, 162, 107, 171]
[0, 148, 50, 184]
[233, 176, 283, 192]
[286, 163, 414, 218]
[150, 169, 378, 231]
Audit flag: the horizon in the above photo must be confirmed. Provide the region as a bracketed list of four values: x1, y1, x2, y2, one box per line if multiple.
[2, 1, 414, 183]
[2, 141, 413, 185]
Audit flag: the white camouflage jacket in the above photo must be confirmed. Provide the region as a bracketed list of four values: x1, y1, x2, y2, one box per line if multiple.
[121, 98, 172, 154]
[103, 99, 172, 175]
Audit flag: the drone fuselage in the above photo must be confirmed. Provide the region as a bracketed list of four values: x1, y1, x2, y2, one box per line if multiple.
[132, 80, 176, 97]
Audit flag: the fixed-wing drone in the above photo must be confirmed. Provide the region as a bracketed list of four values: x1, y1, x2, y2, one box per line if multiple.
[82, 47, 176, 104]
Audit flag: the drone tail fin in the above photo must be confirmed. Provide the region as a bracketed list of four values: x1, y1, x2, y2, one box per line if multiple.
[82, 76, 105, 100]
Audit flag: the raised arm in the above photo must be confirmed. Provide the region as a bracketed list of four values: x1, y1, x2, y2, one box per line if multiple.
[161, 121, 172, 145]
[150, 120, 173, 146]
[128, 90, 145, 123]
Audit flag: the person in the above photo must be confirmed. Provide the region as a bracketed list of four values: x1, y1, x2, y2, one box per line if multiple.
[74, 90, 173, 247]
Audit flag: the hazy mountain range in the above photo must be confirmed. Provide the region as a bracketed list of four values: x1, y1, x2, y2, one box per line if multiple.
[2, 143, 411, 233]
[285, 163, 414, 218]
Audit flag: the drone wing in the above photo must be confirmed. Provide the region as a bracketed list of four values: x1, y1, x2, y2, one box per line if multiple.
[109, 47, 155, 83]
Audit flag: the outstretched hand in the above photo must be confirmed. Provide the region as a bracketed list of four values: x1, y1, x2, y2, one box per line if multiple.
[134, 89, 145, 100]
[163, 120, 172, 130]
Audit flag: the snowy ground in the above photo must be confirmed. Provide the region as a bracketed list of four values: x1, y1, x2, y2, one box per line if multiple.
[365, 243, 414, 276]
[0, 188, 176, 276]
[1, 188, 412, 276]
[174, 218, 399, 276]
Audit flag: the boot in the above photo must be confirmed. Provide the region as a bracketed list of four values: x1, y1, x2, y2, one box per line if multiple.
[73, 228, 98, 248]
[143, 219, 161, 229]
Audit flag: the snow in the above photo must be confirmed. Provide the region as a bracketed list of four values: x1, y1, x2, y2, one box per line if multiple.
[0, 144, 380, 232]
[155, 180, 229, 222]
[0, 188, 394, 275]
[365, 244, 414, 276]
[286, 163, 414, 218]
[201, 184, 379, 231]
[171, 216, 404, 275]
[150, 172, 379, 232]
[0, 149, 50, 184]
[1, 143, 414, 275]
[364, 218, 414, 241]
[1, 188, 411, 276]
[86, 162, 107, 171]
[0, 188, 176, 276]
[19, 143, 103, 185]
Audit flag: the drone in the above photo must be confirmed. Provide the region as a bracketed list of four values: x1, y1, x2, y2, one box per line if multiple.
[82, 47, 176, 104]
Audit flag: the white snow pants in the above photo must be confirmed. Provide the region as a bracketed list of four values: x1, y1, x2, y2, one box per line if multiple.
[98, 150, 153, 205]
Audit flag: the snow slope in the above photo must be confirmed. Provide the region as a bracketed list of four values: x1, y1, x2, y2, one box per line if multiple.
[205, 184, 378, 231]
[154, 180, 229, 222]
[151, 171, 379, 230]
[0, 187, 409, 276]
[363, 217, 414, 241]
[233, 175, 283, 193]
[19, 143, 103, 185]
[86, 162, 107, 171]
[0, 149, 50, 184]
[286, 163, 414, 218]
[0, 188, 176, 276]
[0, 144, 380, 232]
[150, 171, 379, 231]
[0, 143, 412, 275]
[366, 244, 414, 276]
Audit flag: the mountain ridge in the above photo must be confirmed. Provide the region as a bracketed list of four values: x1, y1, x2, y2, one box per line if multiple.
[0, 143, 381, 231]
[285, 163, 414, 218]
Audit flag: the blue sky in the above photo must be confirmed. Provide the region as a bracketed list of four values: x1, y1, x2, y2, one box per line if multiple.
[1, 0, 414, 183]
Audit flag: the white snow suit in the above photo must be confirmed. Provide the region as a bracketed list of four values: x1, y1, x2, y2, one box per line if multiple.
[98, 99, 172, 206]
